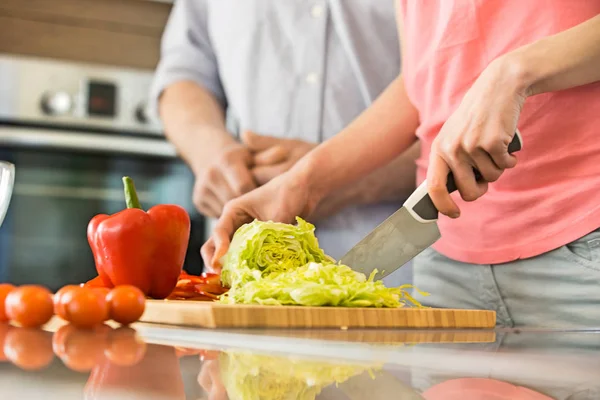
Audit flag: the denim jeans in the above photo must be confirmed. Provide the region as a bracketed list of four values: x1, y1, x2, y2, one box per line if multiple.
[411, 229, 600, 328]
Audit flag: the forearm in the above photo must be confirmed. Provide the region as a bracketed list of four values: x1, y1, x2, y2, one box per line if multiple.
[507, 14, 600, 96]
[293, 75, 419, 204]
[159, 80, 234, 174]
[311, 141, 420, 220]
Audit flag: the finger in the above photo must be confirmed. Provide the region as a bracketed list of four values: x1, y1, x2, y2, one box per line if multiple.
[211, 227, 232, 270]
[197, 361, 214, 391]
[211, 202, 254, 268]
[426, 153, 461, 218]
[470, 149, 503, 183]
[485, 133, 519, 170]
[208, 363, 228, 400]
[241, 130, 280, 151]
[222, 163, 257, 196]
[209, 385, 228, 400]
[447, 156, 487, 203]
[253, 145, 289, 166]
[194, 189, 222, 218]
[200, 238, 220, 273]
[204, 168, 237, 206]
[251, 163, 288, 185]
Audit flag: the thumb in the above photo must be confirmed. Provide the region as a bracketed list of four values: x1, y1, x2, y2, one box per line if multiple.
[200, 237, 220, 273]
[241, 130, 280, 151]
[211, 227, 231, 269]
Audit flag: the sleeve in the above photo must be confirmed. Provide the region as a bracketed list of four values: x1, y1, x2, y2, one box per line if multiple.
[148, 0, 226, 116]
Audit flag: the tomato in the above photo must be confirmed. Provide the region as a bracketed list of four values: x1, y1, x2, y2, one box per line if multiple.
[52, 324, 106, 372]
[4, 328, 54, 371]
[5, 285, 54, 328]
[0, 283, 15, 322]
[106, 285, 146, 325]
[54, 285, 80, 319]
[61, 287, 109, 329]
[0, 323, 11, 362]
[105, 327, 146, 366]
[92, 287, 111, 300]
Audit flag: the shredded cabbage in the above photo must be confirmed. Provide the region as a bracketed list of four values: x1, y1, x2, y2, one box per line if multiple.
[219, 350, 377, 400]
[220, 217, 334, 288]
[219, 217, 427, 308]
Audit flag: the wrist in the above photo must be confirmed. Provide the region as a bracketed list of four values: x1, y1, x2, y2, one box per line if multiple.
[495, 48, 543, 98]
[289, 151, 328, 211]
[188, 128, 238, 175]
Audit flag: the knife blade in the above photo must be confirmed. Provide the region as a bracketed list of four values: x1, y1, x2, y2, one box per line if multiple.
[340, 130, 523, 279]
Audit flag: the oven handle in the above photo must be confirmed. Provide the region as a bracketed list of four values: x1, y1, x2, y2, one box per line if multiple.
[0, 126, 178, 158]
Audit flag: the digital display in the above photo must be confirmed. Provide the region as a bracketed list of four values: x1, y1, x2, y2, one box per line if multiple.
[87, 81, 117, 118]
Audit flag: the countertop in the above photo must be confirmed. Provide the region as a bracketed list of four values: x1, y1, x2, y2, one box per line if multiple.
[1, 318, 599, 399]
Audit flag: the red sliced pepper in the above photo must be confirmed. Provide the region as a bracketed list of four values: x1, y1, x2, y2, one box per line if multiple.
[83, 275, 113, 289]
[87, 176, 191, 299]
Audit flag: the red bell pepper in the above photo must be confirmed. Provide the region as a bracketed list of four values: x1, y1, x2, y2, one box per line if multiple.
[87, 177, 191, 299]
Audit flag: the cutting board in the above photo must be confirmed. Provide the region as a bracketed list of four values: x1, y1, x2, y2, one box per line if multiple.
[141, 300, 496, 329]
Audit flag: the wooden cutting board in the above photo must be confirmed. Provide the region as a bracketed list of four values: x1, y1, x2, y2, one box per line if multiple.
[141, 300, 496, 329]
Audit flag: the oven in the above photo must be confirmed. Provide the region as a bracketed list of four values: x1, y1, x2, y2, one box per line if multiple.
[0, 54, 205, 291]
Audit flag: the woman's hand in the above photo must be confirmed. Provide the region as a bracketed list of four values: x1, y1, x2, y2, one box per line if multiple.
[427, 57, 527, 218]
[201, 170, 319, 272]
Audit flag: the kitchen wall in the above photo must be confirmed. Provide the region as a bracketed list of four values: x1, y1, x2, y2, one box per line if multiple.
[0, 0, 172, 70]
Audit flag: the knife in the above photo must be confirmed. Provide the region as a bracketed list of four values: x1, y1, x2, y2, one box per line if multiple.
[340, 130, 523, 279]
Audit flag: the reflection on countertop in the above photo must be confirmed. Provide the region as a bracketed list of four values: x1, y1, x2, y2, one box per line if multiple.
[1, 319, 600, 399]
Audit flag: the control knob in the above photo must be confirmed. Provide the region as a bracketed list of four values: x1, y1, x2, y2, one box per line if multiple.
[135, 103, 149, 124]
[40, 91, 73, 116]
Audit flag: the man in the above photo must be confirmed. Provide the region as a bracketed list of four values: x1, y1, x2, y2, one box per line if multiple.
[203, 2, 600, 328]
[150, 0, 419, 284]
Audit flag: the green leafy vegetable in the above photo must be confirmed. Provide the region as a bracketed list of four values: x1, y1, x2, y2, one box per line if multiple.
[220, 217, 333, 287]
[219, 217, 427, 308]
[219, 350, 377, 400]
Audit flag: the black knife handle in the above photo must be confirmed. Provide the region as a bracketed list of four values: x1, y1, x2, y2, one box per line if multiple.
[410, 130, 523, 222]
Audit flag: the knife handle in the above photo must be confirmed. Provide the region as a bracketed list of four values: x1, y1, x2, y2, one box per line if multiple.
[407, 130, 523, 223]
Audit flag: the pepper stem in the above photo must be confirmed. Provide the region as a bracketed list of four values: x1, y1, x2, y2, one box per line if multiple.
[122, 176, 143, 209]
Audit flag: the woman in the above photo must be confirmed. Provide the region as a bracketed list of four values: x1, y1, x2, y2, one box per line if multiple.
[202, 1, 600, 328]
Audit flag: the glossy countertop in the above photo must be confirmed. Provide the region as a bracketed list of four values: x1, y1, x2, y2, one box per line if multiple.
[1, 318, 599, 399]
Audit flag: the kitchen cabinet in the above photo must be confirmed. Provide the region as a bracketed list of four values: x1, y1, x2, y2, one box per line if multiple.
[0, 0, 172, 69]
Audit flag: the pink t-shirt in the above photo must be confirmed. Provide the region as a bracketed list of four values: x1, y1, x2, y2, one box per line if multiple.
[398, 0, 600, 264]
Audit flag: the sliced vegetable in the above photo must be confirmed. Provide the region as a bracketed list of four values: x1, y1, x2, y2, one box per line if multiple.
[219, 350, 377, 400]
[222, 262, 425, 308]
[167, 270, 229, 301]
[219, 217, 428, 308]
[84, 275, 113, 289]
[220, 217, 333, 288]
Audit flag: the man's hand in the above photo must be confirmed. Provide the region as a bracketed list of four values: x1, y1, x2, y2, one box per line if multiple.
[427, 58, 525, 218]
[193, 142, 257, 218]
[241, 131, 316, 185]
